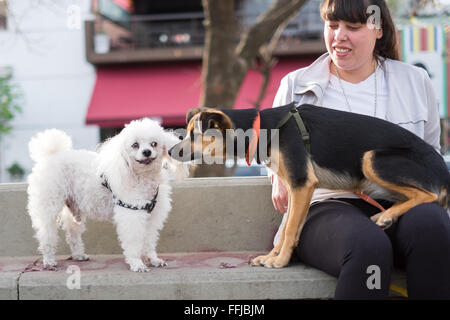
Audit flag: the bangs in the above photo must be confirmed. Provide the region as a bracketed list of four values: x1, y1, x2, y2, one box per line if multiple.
[320, 0, 371, 24]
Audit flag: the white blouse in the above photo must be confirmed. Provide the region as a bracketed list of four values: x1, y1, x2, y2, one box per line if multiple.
[313, 64, 389, 202]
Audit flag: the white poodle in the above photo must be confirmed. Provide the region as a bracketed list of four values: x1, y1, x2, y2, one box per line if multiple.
[27, 118, 188, 272]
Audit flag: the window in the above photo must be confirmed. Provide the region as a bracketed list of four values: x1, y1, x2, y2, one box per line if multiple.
[0, 0, 7, 30]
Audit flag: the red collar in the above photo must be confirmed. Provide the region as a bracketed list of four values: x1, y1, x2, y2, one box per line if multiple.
[245, 112, 260, 166]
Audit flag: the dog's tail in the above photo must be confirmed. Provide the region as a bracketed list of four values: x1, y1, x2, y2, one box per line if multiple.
[29, 129, 72, 162]
[444, 186, 450, 210]
[437, 180, 450, 210]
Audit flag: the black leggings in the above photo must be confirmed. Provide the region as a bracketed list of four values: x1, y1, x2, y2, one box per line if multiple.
[294, 199, 450, 299]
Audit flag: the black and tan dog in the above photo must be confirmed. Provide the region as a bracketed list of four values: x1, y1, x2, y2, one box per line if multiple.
[169, 102, 450, 268]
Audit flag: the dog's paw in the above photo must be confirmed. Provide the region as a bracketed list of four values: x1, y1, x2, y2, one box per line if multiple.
[128, 259, 151, 272]
[43, 258, 58, 268]
[150, 258, 167, 268]
[371, 213, 394, 230]
[71, 254, 90, 262]
[262, 255, 289, 269]
[370, 212, 382, 223]
[143, 256, 167, 268]
[129, 263, 151, 273]
[376, 217, 393, 229]
[251, 254, 272, 267]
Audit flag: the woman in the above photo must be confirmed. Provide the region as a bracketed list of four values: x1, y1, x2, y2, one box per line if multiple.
[270, 0, 450, 299]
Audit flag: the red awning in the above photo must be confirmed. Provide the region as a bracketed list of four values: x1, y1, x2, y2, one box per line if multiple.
[86, 58, 316, 128]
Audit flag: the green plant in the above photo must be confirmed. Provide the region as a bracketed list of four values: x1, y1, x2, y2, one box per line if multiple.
[0, 69, 22, 135]
[7, 162, 24, 179]
[0, 68, 23, 182]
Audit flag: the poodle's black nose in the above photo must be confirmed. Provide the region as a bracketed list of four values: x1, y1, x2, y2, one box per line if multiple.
[142, 149, 152, 158]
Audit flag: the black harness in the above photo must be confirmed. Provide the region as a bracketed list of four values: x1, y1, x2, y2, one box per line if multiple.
[101, 175, 159, 214]
[276, 105, 311, 153]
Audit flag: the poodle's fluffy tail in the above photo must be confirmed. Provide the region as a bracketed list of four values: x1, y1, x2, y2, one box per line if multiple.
[29, 129, 72, 162]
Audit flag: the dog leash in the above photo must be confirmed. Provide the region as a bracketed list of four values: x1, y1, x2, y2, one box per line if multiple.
[355, 192, 386, 212]
[276, 105, 311, 153]
[100, 174, 159, 214]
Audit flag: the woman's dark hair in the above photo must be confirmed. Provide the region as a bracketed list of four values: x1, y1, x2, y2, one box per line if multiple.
[320, 0, 399, 60]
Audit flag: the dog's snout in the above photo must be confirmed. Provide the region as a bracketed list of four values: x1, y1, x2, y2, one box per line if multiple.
[168, 146, 183, 158]
[142, 149, 152, 158]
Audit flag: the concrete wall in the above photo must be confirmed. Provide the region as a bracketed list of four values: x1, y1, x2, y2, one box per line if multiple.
[0, 177, 282, 257]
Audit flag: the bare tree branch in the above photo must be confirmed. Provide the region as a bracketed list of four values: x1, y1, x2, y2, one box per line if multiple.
[200, 0, 307, 110]
[1, 0, 67, 54]
[237, 0, 308, 62]
[252, 14, 292, 109]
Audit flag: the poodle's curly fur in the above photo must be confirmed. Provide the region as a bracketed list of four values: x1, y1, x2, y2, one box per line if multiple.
[27, 118, 188, 272]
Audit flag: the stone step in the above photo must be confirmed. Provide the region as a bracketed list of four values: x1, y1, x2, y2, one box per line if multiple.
[0, 252, 407, 300]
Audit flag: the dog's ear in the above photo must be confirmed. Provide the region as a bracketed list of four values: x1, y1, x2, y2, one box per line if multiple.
[186, 107, 204, 124]
[201, 111, 233, 131]
[96, 134, 131, 192]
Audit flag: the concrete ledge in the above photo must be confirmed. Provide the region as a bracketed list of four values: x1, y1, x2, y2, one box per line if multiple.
[0, 272, 18, 300]
[1, 253, 407, 300]
[0, 177, 281, 256]
[6, 253, 338, 300]
[0, 256, 34, 300]
[0, 178, 407, 299]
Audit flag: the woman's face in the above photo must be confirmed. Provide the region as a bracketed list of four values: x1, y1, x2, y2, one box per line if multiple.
[324, 19, 383, 73]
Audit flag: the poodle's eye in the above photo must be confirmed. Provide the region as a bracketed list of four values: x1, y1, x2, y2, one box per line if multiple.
[151, 141, 158, 148]
[132, 142, 139, 149]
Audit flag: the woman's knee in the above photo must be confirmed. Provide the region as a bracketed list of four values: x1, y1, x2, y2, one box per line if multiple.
[336, 228, 393, 299]
[394, 203, 450, 299]
[398, 203, 450, 241]
[343, 225, 393, 270]
[396, 203, 450, 253]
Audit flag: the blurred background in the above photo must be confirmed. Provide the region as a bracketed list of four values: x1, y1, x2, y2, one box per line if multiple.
[0, 0, 449, 182]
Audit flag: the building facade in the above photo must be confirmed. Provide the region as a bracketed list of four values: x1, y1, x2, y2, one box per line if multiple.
[0, 0, 98, 182]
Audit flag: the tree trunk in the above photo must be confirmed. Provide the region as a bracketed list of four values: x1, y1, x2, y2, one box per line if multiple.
[200, 0, 244, 109]
[194, 0, 308, 177]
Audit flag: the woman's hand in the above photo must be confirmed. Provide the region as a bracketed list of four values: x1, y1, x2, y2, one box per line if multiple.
[271, 174, 289, 214]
